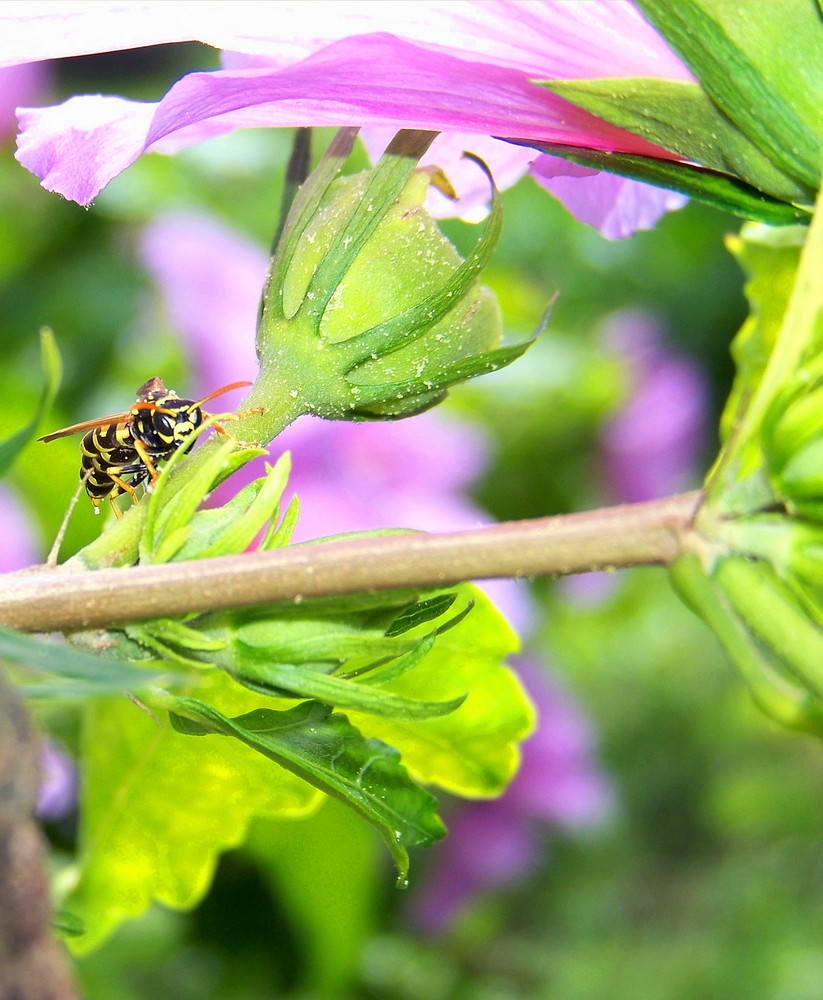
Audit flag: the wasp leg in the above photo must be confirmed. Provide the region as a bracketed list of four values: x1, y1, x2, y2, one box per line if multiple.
[103, 472, 142, 518]
[132, 439, 160, 484]
[209, 407, 265, 447]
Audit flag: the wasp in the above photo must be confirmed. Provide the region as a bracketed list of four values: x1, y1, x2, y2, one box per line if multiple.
[39, 376, 255, 517]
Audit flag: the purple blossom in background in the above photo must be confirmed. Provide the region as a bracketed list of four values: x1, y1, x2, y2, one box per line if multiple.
[410, 659, 612, 933]
[600, 310, 708, 506]
[36, 742, 77, 822]
[0, 61, 49, 139]
[0, 485, 40, 571]
[9, 1, 690, 236]
[560, 309, 708, 606]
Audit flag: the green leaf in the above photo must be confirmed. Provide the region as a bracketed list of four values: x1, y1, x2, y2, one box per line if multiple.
[169, 696, 446, 885]
[0, 628, 165, 697]
[63, 671, 320, 954]
[0, 328, 61, 477]
[528, 142, 809, 227]
[636, 0, 823, 189]
[245, 800, 381, 995]
[347, 585, 534, 797]
[543, 78, 813, 206]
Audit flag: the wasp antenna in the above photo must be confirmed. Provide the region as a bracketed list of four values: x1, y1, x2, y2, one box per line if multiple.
[194, 381, 253, 408]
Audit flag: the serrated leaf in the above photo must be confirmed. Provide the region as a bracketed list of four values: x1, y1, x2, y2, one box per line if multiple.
[347, 585, 534, 797]
[169, 696, 446, 884]
[0, 328, 62, 477]
[63, 671, 320, 954]
[544, 78, 812, 205]
[637, 0, 823, 189]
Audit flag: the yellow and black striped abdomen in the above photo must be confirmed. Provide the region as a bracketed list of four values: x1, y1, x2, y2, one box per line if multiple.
[80, 422, 147, 502]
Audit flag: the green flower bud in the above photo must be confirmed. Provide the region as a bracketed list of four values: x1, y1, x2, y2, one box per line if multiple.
[256, 129, 532, 424]
[763, 372, 823, 517]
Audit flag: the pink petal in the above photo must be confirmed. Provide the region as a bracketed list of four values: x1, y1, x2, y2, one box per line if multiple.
[362, 129, 537, 222]
[531, 155, 688, 239]
[3, 2, 690, 81]
[221, 1, 692, 81]
[16, 94, 156, 205]
[18, 32, 681, 206]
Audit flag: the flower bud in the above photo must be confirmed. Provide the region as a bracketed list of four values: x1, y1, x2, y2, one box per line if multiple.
[257, 130, 532, 423]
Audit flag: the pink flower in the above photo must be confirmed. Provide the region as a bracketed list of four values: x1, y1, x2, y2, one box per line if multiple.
[11, 2, 690, 235]
[600, 310, 708, 505]
[0, 485, 40, 571]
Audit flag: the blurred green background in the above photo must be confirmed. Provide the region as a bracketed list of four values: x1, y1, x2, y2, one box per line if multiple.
[4, 44, 823, 1000]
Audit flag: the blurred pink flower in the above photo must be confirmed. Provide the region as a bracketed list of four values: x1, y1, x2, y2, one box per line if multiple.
[600, 310, 708, 505]
[410, 658, 612, 932]
[0, 61, 49, 139]
[36, 742, 77, 822]
[11, 2, 689, 235]
[561, 310, 708, 606]
[0, 485, 40, 571]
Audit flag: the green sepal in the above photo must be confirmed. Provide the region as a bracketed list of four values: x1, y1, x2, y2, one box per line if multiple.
[299, 130, 438, 328]
[543, 77, 813, 207]
[261, 127, 361, 328]
[0, 328, 62, 477]
[169, 696, 446, 885]
[636, 0, 823, 190]
[385, 593, 458, 636]
[337, 153, 503, 369]
[526, 142, 809, 227]
[347, 337, 535, 419]
[138, 417, 268, 564]
[176, 452, 291, 561]
[228, 657, 467, 721]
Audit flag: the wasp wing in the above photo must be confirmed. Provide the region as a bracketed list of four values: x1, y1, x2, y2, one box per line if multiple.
[38, 412, 131, 443]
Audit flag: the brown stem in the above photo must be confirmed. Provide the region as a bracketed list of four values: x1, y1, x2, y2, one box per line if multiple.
[0, 493, 701, 634]
[0, 672, 82, 999]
